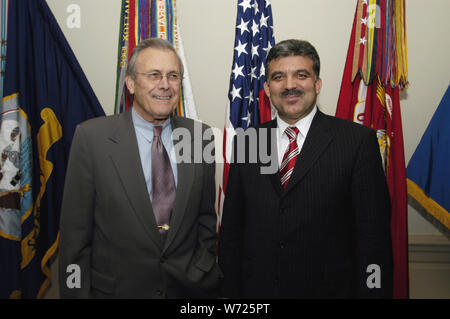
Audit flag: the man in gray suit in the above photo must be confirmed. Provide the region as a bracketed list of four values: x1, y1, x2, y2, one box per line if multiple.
[59, 38, 221, 298]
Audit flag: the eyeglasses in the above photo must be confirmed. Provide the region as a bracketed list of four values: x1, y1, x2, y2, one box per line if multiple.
[135, 71, 182, 83]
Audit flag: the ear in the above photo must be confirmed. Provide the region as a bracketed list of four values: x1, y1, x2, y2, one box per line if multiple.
[263, 81, 271, 98]
[125, 75, 135, 94]
[315, 77, 322, 94]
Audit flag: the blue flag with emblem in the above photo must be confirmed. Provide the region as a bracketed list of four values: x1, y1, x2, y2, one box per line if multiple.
[406, 85, 450, 235]
[0, 0, 105, 298]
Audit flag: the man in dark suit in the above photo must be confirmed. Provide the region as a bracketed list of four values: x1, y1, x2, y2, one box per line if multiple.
[59, 38, 221, 298]
[218, 39, 393, 298]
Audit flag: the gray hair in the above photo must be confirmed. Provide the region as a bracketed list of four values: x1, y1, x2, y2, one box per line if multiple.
[126, 38, 184, 79]
[265, 39, 320, 80]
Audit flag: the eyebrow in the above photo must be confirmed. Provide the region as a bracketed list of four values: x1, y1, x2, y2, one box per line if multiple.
[142, 68, 180, 74]
[270, 69, 312, 78]
[294, 69, 312, 76]
[270, 71, 284, 79]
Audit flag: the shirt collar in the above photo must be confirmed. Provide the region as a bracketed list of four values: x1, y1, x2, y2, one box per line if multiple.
[131, 107, 171, 142]
[276, 106, 317, 139]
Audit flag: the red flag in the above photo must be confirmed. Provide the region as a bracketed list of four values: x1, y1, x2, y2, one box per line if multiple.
[336, 0, 409, 299]
[385, 85, 408, 299]
[259, 90, 272, 124]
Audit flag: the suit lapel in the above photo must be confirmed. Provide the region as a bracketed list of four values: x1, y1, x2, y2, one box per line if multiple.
[264, 120, 284, 197]
[162, 116, 195, 252]
[283, 110, 335, 196]
[108, 109, 162, 248]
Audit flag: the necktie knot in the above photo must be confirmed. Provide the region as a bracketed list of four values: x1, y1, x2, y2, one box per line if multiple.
[153, 125, 163, 138]
[285, 126, 299, 142]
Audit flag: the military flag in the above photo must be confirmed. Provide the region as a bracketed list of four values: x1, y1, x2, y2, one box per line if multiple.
[407, 86, 450, 235]
[114, 0, 197, 119]
[217, 0, 275, 229]
[0, 0, 105, 298]
[335, 0, 409, 298]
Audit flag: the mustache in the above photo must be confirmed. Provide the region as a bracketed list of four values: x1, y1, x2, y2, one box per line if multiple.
[280, 89, 304, 97]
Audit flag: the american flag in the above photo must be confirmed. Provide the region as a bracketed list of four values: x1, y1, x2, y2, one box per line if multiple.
[217, 0, 275, 229]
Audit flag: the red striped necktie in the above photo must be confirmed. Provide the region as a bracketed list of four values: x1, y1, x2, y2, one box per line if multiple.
[280, 126, 300, 189]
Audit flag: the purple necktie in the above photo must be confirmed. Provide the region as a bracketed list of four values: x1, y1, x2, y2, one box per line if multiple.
[151, 125, 176, 241]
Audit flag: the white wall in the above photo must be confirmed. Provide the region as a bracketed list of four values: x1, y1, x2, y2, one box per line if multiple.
[46, 0, 450, 236]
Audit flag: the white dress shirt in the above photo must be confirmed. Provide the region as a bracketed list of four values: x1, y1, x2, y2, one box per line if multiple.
[276, 106, 317, 168]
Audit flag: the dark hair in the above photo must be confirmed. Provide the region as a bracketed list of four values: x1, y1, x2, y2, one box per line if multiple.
[126, 37, 184, 79]
[265, 39, 320, 80]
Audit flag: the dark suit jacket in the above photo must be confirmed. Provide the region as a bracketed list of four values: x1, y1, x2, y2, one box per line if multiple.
[218, 110, 393, 298]
[59, 109, 221, 298]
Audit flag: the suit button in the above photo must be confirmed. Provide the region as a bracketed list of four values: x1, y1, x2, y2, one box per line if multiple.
[279, 206, 286, 214]
[279, 241, 285, 249]
[157, 290, 163, 296]
[160, 256, 166, 263]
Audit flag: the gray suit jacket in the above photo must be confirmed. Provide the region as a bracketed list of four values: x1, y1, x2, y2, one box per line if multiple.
[59, 109, 221, 298]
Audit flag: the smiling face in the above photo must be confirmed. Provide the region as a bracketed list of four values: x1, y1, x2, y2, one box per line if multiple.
[125, 47, 181, 124]
[264, 55, 322, 124]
